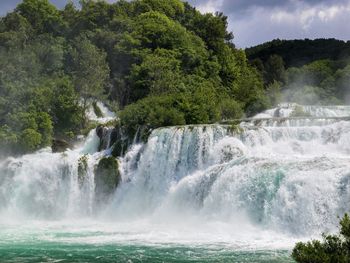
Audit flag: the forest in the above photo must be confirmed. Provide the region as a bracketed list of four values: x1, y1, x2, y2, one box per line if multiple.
[0, 0, 268, 154]
[247, 38, 350, 106]
[2, 0, 350, 156]
[1, 1, 350, 262]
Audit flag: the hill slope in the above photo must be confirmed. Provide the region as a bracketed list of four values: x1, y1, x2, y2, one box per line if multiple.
[246, 38, 350, 67]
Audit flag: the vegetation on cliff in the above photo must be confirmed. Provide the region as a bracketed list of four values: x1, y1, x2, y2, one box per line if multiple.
[0, 0, 269, 154]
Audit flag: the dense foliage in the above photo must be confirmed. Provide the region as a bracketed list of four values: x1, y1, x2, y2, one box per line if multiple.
[246, 39, 350, 68]
[292, 214, 350, 263]
[0, 0, 269, 154]
[247, 39, 350, 105]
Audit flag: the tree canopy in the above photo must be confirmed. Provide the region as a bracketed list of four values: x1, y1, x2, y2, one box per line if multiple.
[247, 39, 350, 106]
[0, 0, 269, 155]
[292, 214, 350, 263]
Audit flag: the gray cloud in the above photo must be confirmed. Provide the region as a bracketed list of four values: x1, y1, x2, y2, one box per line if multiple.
[188, 0, 348, 15]
[188, 0, 350, 47]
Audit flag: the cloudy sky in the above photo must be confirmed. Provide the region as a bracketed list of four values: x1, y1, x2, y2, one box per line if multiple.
[1, 0, 350, 48]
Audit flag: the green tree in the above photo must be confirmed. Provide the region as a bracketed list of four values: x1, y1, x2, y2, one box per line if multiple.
[0, 12, 32, 48]
[267, 80, 282, 106]
[292, 214, 350, 263]
[129, 49, 183, 100]
[218, 99, 243, 120]
[141, 0, 185, 18]
[264, 54, 286, 85]
[15, 0, 63, 34]
[51, 78, 83, 136]
[19, 128, 42, 152]
[67, 35, 110, 121]
[335, 65, 350, 100]
[0, 0, 271, 155]
[119, 95, 186, 136]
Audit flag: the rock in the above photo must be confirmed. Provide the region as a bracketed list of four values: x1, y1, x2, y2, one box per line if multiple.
[96, 125, 109, 151]
[52, 139, 71, 153]
[111, 140, 128, 157]
[78, 155, 89, 188]
[94, 157, 121, 206]
[96, 125, 106, 139]
[92, 101, 103, 118]
[96, 126, 118, 152]
[109, 128, 119, 147]
[96, 124, 152, 157]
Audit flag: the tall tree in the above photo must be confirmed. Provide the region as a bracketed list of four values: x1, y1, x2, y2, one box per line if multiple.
[264, 54, 286, 85]
[15, 0, 63, 34]
[67, 35, 110, 122]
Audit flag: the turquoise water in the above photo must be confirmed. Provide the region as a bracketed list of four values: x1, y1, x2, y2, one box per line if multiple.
[0, 242, 293, 262]
[5, 105, 348, 263]
[0, 223, 295, 262]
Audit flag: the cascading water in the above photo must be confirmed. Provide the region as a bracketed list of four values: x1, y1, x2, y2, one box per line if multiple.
[0, 130, 102, 221]
[1, 104, 350, 262]
[86, 101, 116, 124]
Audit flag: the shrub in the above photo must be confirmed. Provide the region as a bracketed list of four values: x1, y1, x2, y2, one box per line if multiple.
[219, 99, 243, 120]
[19, 128, 42, 152]
[119, 95, 186, 136]
[292, 214, 350, 263]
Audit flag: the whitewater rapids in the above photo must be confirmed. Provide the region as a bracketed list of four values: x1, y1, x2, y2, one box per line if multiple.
[1, 104, 350, 254]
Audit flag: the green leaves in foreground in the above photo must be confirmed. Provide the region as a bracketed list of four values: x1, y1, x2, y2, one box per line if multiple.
[292, 214, 350, 263]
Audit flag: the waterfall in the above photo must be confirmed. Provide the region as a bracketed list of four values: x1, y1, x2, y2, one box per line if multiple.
[0, 130, 103, 221]
[86, 101, 116, 124]
[110, 104, 350, 235]
[1, 104, 350, 242]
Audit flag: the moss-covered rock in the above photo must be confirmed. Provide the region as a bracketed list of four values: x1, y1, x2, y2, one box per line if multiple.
[228, 124, 243, 134]
[94, 157, 121, 205]
[96, 125, 122, 152]
[96, 126, 109, 151]
[52, 138, 71, 153]
[78, 155, 88, 187]
[95, 125, 105, 139]
[96, 122, 152, 157]
[92, 101, 103, 118]
[290, 105, 312, 117]
[111, 139, 128, 158]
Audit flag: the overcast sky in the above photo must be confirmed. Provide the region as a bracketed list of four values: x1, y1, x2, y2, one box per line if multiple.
[1, 0, 350, 48]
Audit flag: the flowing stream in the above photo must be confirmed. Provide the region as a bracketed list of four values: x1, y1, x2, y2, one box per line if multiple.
[1, 104, 350, 262]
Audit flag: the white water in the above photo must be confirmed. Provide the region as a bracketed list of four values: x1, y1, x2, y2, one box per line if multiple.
[1, 104, 350, 251]
[86, 101, 116, 123]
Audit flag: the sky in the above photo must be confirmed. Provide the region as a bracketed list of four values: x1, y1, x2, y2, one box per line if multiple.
[1, 0, 350, 48]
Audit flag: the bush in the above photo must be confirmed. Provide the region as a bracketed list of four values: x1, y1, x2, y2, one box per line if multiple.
[51, 78, 84, 136]
[19, 128, 42, 152]
[120, 95, 186, 136]
[0, 125, 18, 152]
[219, 99, 243, 120]
[292, 214, 350, 263]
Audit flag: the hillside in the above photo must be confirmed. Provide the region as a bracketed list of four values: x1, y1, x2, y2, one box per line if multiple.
[246, 38, 350, 68]
[245, 38, 350, 106]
